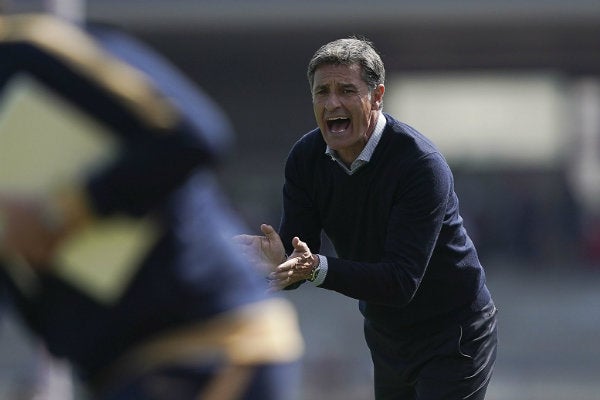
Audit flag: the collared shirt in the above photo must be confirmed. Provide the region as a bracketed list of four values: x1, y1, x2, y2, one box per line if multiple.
[313, 112, 386, 286]
[325, 112, 386, 175]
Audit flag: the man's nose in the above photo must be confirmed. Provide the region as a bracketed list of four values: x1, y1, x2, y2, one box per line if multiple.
[324, 93, 341, 110]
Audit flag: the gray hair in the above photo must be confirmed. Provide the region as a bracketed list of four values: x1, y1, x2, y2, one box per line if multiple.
[307, 37, 385, 91]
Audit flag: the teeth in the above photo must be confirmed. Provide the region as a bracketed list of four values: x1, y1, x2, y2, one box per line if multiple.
[326, 116, 350, 134]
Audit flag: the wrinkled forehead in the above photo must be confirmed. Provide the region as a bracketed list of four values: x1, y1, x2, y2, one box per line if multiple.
[312, 63, 365, 87]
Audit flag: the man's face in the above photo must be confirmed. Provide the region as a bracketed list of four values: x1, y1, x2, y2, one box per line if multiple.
[311, 63, 384, 165]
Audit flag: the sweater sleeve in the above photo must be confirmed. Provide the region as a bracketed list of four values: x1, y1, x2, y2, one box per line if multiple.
[321, 152, 452, 306]
[278, 138, 324, 256]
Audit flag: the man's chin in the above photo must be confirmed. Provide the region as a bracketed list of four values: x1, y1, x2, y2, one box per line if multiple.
[324, 130, 351, 145]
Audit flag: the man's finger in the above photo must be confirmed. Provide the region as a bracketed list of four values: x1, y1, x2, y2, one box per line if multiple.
[268, 270, 287, 280]
[267, 277, 291, 292]
[275, 257, 298, 272]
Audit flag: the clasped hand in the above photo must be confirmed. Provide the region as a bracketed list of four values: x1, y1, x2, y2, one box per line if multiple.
[233, 224, 317, 291]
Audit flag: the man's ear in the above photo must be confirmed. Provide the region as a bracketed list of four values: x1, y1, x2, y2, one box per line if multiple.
[372, 84, 385, 110]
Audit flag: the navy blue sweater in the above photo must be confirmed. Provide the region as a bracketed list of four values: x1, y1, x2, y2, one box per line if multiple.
[279, 114, 491, 329]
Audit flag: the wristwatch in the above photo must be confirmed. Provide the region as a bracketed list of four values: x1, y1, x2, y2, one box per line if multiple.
[308, 256, 320, 282]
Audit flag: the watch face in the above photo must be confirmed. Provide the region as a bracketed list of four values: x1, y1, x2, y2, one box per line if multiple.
[309, 267, 320, 282]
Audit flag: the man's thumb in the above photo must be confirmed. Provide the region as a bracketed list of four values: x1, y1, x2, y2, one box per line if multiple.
[292, 236, 308, 251]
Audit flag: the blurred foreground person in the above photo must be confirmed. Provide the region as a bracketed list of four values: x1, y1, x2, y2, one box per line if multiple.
[0, 13, 302, 400]
[236, 37, 497, 400]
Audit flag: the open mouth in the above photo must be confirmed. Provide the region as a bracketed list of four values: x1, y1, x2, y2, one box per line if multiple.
[327, 117, 351, 133]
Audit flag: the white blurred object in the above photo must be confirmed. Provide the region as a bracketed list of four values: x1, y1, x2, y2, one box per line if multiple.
[387, 71, 567, 168]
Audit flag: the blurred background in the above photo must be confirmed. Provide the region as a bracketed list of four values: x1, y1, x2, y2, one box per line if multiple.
[1, 0, 600, 399]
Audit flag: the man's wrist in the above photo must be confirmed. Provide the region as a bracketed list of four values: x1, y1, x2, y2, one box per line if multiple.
[309, 255, 328, 286]
[307, 255, 320, 282]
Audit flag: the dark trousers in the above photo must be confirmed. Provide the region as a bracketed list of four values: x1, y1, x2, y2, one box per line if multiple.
[365, 301, 498, 400]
